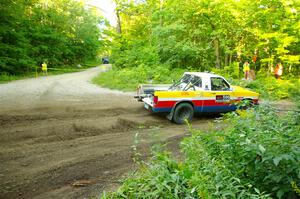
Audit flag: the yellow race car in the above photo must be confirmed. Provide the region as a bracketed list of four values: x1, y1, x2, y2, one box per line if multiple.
[135, 72, 259, 124]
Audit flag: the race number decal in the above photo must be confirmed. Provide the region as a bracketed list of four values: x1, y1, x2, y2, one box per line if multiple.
[181, 92, 190, 96]
[216, 95, 230, 102]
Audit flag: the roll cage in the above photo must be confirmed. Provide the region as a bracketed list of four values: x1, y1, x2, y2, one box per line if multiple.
[168, 74, 202, 91]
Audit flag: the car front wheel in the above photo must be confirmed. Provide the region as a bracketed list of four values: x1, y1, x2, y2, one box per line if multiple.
[172, 103, 194, 124]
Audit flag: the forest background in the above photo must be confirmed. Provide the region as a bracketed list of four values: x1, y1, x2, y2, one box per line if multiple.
[94, 0, 300, 105]
[0, 0, 109, 79]
[1, 1, 300, 198]
[100, 2, 300, 198]
[2, 0, 299, 78]
[107, 0, 300, 75]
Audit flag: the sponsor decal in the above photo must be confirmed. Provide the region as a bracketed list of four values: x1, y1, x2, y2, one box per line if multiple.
[216, 95, 230, 102]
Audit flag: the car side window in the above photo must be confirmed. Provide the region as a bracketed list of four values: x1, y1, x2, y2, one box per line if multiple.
[181, 74, 192, 83]
[211, 77, 230, 91]
[191, 76, 202, 88]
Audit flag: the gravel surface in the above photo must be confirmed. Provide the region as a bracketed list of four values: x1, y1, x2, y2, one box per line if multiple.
[0, 65, 131, 112]
[0, 66, 295, 199]
[0, 65, 214, 199]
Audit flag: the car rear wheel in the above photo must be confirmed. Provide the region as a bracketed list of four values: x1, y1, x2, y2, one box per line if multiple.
[172, 103, 194, 124]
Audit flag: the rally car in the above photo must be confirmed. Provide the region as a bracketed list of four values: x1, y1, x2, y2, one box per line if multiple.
[134, 72, 259, 124]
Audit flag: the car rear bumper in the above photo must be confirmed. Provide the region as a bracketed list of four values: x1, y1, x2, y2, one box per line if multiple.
[142, 98, 172, 113]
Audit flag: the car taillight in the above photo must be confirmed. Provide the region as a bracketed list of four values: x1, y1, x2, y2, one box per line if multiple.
[153, 96, 158, 106]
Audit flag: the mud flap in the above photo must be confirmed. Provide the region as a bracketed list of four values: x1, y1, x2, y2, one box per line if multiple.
[133, 95, 143, 102]
[166, 108, 174, 121]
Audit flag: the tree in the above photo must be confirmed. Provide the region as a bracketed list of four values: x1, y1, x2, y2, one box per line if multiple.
[0, 0, 105, 75]
[109, 0, 299, 75]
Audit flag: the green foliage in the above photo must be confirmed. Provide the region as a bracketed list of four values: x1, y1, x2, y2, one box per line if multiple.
[104, 107, 300, 198]
[94, 64, 299, 109]
[110, 0, 300, 75]
[230, 77, 300, 104]
[182, 107, 300, 198]
[83, 59, 103, 68]
[110, 35, 160, 69]
[0, 73, 30, 83]
[0, 0, 105, 75]
[92, 65, 185, 91]
[0, 58, 102, 83]
[104, 147, 198, 199]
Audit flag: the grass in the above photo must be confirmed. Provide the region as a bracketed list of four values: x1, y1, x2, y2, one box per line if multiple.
[0, 59, 103, 84]
[0, 73, 31, 83]
[0, 69, 79, 83]
[228, 76, 300, 108]
[83, 59, 103, 67]
[92, 65, 185, 91]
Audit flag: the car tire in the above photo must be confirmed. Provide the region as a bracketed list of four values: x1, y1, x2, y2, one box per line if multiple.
[172, 103, 194, 124]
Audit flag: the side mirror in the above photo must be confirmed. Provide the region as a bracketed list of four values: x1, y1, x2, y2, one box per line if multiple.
[229, 87, 233, 91]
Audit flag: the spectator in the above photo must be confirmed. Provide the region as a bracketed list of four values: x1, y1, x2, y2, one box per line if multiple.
[243, 61, 250, 80]
[42, 61, 48, 76]
[274, 62, 283, 79]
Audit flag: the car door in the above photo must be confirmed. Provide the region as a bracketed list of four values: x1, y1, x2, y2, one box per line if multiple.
[202, 77, 235, 112]
[189, 76, 203, 112]
[176, 75, 203, 112]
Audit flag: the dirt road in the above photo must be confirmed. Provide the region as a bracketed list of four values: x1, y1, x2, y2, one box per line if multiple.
[0, 66, 213, 199]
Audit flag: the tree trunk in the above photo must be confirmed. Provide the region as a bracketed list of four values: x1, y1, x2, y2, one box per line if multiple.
[160, 0, 164, 26]
[113, 0, 122, 34]
[213, 38, 221, 68]
[116, 9, 122, 34]
[224, 54, 228, 67]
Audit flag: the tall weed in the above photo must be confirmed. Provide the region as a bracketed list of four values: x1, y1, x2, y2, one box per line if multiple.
[182, 107, 300, 198]
[103, 107, 299, 198]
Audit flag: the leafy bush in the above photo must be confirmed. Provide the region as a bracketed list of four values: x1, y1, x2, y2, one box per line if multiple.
[227, 76, 300, 107]
[182, 107, 300, 198]
[104, 150, 197, 199]
[0, 73, 23, 83]
[103, 107, 300, 199]
[93, 65, 185, 91]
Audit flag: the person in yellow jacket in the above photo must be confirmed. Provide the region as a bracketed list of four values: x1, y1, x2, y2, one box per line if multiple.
[42, 61, 48, 76]
[243, 61, 250, 80]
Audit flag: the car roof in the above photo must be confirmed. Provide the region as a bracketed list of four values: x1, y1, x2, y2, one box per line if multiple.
[183, 72, 223, 78]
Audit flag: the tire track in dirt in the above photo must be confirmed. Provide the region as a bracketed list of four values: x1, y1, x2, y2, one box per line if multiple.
[0, 66, 215, 199]
[0, 105, 213, 199]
